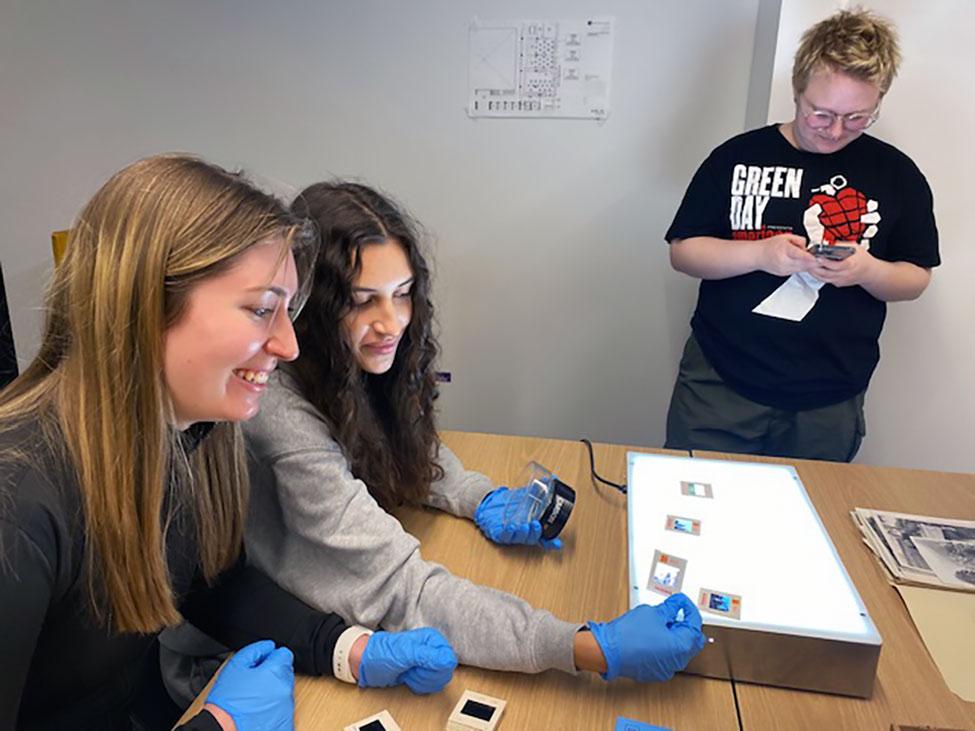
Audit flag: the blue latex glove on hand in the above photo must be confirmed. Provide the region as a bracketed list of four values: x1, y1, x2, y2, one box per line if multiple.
[587, 594, 706, 682]
[358, 628, 458, 694]
[474, 487, 563, 550]
[206, 639, 295, 730]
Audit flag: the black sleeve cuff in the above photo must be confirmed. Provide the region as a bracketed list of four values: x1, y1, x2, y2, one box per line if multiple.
[175, 708, 222, 731]
[180, 560, 348, 677]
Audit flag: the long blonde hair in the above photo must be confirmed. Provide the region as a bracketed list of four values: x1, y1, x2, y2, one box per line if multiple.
[0, 154, 311, 633]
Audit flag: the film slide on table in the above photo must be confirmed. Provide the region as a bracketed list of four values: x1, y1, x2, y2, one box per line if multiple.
[468, 17, 614, 119]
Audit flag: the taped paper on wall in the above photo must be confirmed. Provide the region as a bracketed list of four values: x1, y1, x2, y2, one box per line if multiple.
[468, 17, 613, 119]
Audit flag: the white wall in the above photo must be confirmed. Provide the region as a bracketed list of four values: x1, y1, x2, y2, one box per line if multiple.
[767, 0, 975, 472]
[0, 0, 761, 449]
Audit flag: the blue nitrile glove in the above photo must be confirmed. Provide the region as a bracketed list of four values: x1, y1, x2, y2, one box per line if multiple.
[358, 628, 458, 694]
[587, 594, 706, 682]
[206, 639, 295, 730]
[474, 487, 563, 550]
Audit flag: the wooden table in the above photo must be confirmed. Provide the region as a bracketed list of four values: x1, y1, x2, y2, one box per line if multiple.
[694, 450, 975, 731]
[289, 433, 736, 730]
[180, 433, 975, 730]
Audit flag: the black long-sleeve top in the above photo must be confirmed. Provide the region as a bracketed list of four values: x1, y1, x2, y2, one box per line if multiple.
[0, 420, 348, 730]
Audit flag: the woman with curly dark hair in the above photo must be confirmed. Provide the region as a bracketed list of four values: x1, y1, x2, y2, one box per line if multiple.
[286, 182, 442, 511]
[241, 181, 706, 683]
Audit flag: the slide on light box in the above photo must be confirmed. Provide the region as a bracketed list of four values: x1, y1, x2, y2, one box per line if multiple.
[626, 452, 881, 697]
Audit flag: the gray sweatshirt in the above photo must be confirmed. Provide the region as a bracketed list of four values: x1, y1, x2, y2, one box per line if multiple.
[242, 371, 580, 674]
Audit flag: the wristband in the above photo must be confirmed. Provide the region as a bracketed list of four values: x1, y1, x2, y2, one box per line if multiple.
[333, 625, 373, 684]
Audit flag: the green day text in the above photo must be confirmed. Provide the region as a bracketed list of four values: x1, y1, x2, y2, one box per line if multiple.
[729, 164, 803, 230]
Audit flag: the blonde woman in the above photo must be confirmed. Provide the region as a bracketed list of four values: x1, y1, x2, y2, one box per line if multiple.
[665, 8, 938, 460]
[0, 156, 455, 731]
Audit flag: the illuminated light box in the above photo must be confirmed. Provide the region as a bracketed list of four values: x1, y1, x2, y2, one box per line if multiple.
[627, 453, 881, 697]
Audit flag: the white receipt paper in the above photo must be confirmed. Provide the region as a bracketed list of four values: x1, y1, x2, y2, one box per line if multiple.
[752, 271, 824, 322]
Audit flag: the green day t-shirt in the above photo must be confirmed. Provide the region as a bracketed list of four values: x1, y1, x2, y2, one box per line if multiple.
[665, 125, 940, 411]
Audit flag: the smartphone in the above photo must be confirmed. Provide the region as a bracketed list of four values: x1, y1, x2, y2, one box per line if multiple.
[808, 243, 856, 260]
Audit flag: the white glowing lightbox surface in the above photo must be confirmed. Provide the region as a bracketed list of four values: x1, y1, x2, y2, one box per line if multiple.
[627, 452, 882, 696]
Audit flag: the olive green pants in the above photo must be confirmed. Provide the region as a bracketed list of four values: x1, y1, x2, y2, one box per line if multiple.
[664, 335, 866, 462]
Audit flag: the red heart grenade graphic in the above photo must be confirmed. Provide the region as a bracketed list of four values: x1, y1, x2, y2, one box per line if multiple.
[809, 187, 868, 243]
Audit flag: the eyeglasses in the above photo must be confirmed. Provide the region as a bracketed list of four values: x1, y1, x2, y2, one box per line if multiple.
[798, 95, 881, 131]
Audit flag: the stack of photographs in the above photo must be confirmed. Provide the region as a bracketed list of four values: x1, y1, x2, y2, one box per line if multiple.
[851, 508, 975, 592]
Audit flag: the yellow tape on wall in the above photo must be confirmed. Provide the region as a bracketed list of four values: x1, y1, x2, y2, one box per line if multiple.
[51, 230, 69, 266]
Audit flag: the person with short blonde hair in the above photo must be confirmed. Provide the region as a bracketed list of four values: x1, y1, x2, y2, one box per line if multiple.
[663, 8, 939, 461]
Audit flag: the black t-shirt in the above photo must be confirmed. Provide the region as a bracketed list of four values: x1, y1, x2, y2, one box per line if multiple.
[666, 124, 940, 410]
[0, 420, 346, 730]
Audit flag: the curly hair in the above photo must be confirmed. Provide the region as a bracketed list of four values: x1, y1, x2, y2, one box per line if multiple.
[793, 7, 901, 96]
[288, 182, 443, 509]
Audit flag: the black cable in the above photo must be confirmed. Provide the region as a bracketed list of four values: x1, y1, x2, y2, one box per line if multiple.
[579, 438, 627, 494]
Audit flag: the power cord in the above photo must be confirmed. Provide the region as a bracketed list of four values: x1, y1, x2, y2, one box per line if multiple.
[579, 438, 627, 494]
